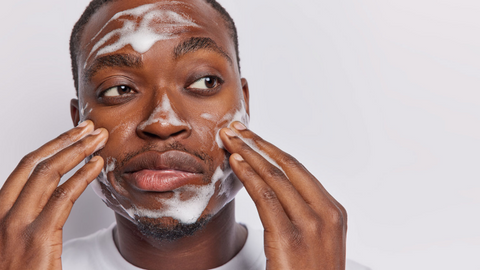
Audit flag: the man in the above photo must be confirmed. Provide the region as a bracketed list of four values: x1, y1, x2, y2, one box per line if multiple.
[0, 0, 367, 269]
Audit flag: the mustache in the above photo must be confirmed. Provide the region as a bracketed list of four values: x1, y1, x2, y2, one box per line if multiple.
[117, 141, 214, 172]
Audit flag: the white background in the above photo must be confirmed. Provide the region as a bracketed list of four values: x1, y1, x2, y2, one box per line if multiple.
[1, 0, 479, 269]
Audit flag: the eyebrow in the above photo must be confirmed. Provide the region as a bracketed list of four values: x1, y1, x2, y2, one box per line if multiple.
[83, 54, 143, 82]
[173, 37, 233, 65]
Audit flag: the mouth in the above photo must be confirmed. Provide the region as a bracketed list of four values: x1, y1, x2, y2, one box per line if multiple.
[122, 150, 205, 192]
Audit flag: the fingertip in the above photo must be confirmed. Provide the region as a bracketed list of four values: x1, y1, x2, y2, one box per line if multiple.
[223, 127, 237, 137]
[88, 155, 105, 169]
[231, 153, 244, 162]
[89, 156, 101, 163]
[232, 121, 247, 131]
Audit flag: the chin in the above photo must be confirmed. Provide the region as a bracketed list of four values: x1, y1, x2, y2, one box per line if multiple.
[135, 215, 212, 241]
[92, 168, 243, 238]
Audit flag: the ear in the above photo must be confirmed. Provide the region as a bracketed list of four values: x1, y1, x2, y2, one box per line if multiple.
[70, 99, 81, 127]
[241, 78, 250, 116]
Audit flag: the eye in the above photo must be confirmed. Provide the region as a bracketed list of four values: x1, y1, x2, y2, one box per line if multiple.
[103, 85, 133, 97]
[187, 76, 220, 90]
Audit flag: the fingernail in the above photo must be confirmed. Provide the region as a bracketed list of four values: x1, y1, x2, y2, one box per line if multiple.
[77, 121, 89, 128]
[233, 153, 244, 161]
[91, 128, 102, 136]
[89, 156, 100, 163]
[233, 122, 247, 131]
[224, 128, 237, 137]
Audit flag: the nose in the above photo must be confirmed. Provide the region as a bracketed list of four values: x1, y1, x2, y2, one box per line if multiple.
[137, 94, 191, 140]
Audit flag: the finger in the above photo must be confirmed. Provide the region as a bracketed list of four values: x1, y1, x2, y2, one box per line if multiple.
[35, 156, 104, 230]
[223, 122, 345, 217]
[229, 153, 294, 233]
[221, 128, 318, 222]
[9, 128, 108, 219]
[0, 121, 94, 216]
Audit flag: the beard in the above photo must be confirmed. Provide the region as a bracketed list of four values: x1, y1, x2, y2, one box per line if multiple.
[135, 215, 212, 241]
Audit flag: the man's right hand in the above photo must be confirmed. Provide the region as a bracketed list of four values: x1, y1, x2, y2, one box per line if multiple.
[0, 120, 108, 269]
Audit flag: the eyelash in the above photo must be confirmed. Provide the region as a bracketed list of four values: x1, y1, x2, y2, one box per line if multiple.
[97, 84, 136, 105]
[185, 75, 224, 95]
[97, 75, 224, 104]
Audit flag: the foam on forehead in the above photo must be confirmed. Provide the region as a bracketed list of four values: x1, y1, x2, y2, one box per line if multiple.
[85, 2, 199, 67]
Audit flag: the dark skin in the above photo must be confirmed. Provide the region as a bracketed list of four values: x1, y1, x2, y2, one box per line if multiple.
[0, 0, 347, 269]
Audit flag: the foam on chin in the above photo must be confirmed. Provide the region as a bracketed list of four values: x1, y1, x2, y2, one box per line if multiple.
[87, 102, 248, 225]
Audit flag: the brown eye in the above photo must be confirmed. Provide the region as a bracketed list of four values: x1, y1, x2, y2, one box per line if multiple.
[187, 76, 219, 89]
[103, 85, 132, 97]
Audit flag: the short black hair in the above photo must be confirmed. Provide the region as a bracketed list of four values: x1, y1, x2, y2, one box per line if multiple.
[69, 0, 240, 94]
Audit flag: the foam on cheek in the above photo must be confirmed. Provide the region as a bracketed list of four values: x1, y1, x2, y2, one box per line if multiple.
[212, 101, 285, 174]
[85, 3, 199, 67]
[92, 157, 116, 199]
[91, 157, 139, 221]
[139, 94, 190, 129]
[214, 101, 250, 150]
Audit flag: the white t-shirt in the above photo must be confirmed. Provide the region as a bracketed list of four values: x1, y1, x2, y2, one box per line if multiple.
[62, 223, 369, 270]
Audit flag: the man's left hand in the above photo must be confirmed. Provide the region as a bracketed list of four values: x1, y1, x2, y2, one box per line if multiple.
[220, 121, 347, 270]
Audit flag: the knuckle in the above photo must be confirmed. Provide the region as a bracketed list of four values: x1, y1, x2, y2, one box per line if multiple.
[32, 160, 57, 178]
[242, 166, 257, 179]
[258, 186, 278, 202]
[325, 206, 347, 229]
[282, 227, 305, 249]
[51, 187, 70, 202]
[239, 141, 253, 153]
[71, 138, 91, 157]
[279, 154, 301, 168]
[55, 131, 75, 145]
[250, 134, 263, 145]
[1, 216, 25, 239]
[303, 218, 323, 235]
[18, 153, 39, 168]
[337, 203, 348, 221]
[265, 166, 285, 179]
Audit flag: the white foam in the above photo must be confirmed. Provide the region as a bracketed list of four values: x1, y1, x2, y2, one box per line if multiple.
[214, 100, 250, 150]
[85, 3, 199, 68]
[126, 165, 232, 224]
[210, 101, 285, 175]
[139, 94, 190, 130]
[89, 100, 250, 225]
[200, 113, 217, 122]
[106, 157, 116, 173]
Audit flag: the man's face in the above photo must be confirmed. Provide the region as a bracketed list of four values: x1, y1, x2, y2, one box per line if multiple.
[72, 0, 249, 232]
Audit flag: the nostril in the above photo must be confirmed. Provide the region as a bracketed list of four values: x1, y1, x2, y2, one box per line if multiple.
[140, 128, 188, 140]
[137, 94, 192, 140]
[171, 130, 186, 137]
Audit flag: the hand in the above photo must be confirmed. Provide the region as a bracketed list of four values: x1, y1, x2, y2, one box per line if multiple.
[220, 122, 347, 270]
[0, 121, 108, 269]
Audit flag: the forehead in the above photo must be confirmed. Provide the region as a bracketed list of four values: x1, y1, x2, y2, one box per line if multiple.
[78, 0, 232, 69]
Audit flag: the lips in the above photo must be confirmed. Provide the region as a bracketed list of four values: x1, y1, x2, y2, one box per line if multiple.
[122, 151, 205, 192]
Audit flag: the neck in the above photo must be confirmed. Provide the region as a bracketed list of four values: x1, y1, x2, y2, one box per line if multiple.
[113, 200, 247, 270]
